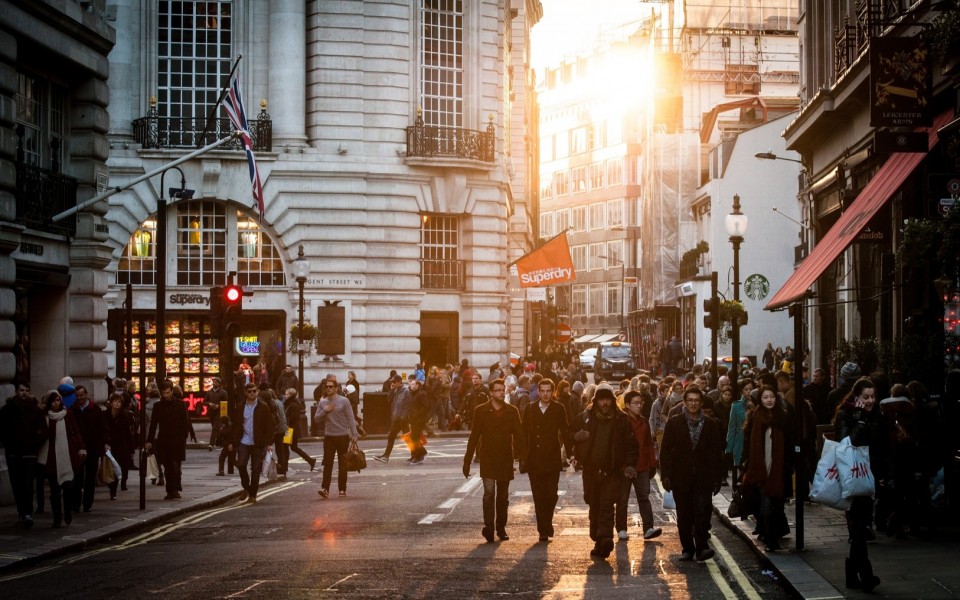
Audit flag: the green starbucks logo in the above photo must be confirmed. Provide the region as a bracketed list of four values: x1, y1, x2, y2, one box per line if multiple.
[744, 274, 770, 301]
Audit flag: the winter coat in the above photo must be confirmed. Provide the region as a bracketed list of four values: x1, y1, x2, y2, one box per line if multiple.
[571, 406, 639, 477]
[105, 409, 136, 468]
[71, 401, 110, 458]
[834, 400, 888, 482]
[231, 399, 277, 447]
[659, 410, 724, 494]
[147, 398, 190, 462]
[521, 400, 572, 473]
[0, 395, 47, 457]
[464, 401, 526, 481]
[626, 412, 658, 471]
[725, 397, 747, 464]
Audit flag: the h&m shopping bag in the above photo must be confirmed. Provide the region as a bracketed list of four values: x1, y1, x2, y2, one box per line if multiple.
[809, 438, 852, 510]
[835, 436, 875, 499]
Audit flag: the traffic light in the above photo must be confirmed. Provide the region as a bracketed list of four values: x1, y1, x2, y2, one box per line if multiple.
[703, 296, 719, 330]
[209, 286, 224, 338]
[222, 284, 243, 339]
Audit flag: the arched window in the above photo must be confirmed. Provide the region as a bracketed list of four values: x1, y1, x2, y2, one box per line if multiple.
[117, 201, 286, 288]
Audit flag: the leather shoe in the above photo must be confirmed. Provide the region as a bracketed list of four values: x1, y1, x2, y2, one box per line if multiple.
[538, 535, 549, 542]
[696, 548, 715, 561]
[679, 551, 695, 561]
[482, 526, 494, 543]
[497, 531, 509, 541]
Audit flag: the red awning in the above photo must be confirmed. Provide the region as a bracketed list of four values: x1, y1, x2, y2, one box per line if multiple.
[766, 110, 954, 311]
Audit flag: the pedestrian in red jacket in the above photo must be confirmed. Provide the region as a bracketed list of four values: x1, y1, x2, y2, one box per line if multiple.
[618, 390, 662, 541]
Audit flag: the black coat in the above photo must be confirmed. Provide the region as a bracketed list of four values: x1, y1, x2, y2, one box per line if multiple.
[571, 407, 639, 477]
[0, 396, 47, 457]
[147, 399, 189, 462]
[464, 401, 526, 481]
[71, 401, 110, 458]
[659, 411, 724, 493]
[521, 400, 572, 473]
[105, 409, 136, 467]
[230, 399, 275, 447]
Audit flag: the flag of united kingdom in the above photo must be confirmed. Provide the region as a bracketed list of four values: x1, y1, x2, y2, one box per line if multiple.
[223, 72, 265, 219]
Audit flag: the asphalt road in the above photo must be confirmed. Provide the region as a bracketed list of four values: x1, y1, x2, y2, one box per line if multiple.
[0, 438, 794, 599]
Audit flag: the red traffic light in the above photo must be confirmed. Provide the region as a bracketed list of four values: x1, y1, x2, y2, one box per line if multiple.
[224, 284, 243, 304]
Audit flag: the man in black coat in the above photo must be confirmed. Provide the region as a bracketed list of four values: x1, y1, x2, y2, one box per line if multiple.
[659, 384, 723, 562]
[0, 383, 47, 527]
[70, 385, 110, 512]
[146, 380, 190, 500]
[521, 378, 572, 542]
[572, 384, 639, 559]
[228, 383, 276, 503]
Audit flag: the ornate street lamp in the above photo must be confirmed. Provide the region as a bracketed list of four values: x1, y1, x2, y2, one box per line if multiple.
[725, 194, 748, 389]
[292, 245, 311, 408]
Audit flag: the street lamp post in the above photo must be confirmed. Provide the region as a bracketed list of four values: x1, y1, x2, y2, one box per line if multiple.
[292, 245, 310, 428]
[725, 194, 748, 390]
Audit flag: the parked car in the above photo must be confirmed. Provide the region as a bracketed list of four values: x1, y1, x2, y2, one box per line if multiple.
[594, 341, 639, 383]
[579, 347, 597, 371]
[702, 356, 753, 373]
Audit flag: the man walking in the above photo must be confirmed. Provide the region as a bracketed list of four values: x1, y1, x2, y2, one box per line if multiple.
[521, 378, 572, 542]
[571, 384, 639, 559]
[204, 377, 228, 450]
[315, 378, 359, 498]
[146, 380, 189, 501]
[0, 383, 46, 528]
[406, 376, 432, 465]
[374, 375, 411, 463]
[71, 385, 110, 511]
[228, 384, 275, 503]
[620, 389, 662, 541]
[463, 378, 526, 542]
[659, 384, 723, 561]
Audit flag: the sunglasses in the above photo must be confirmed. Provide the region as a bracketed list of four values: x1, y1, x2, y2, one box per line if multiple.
[325, 384, 337, 388]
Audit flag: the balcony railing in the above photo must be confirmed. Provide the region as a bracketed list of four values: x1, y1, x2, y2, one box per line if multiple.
[406, 113, 495, 162]
[15, 162, 78, 236]
[132, 100, 272, 152]
[834, 0, 889, 76]
[420, 259, 466, 291]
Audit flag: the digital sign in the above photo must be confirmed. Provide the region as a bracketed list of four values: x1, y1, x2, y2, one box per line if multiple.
[235, 335, 260, 356]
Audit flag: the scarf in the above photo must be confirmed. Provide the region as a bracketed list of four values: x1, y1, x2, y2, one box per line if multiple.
[37, 409, 75, 486]
[682, 406, 704, 449]
[743, 406, 785, 497]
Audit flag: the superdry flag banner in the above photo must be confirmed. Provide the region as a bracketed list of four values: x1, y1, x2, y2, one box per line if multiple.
[513, 232, 576, 288]
[223, 72, 265, 218]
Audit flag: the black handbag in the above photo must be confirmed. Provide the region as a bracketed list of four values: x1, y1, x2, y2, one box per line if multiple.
[728, 484, 760, 520]
[344, 440, 367, 473]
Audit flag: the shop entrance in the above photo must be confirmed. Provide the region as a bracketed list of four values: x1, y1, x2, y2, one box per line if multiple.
[420, 311, 459, 368]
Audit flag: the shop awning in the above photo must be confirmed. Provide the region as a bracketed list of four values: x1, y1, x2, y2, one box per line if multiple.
[766, 110, 953, 311]
[572, 334, 600, 344]
[592, 333, 620, 343]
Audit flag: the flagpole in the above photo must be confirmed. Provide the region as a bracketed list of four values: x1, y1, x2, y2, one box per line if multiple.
[196, 54, 243, 148]
[508, 227, 572, 267]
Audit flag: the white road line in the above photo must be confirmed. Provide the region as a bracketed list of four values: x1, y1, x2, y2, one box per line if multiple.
[224, 580, 277, 598]
[455, 476, 482, 494]
[711, 535, 764, 600]
[418, 513, 444, 525]
[437, 498, 461, 510]
[325, 573, 359, 591]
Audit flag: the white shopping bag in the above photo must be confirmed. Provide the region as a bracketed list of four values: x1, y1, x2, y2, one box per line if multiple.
[261, 449, 278, 481]
[835, 436, 875, 499]
[809, 438, 851, 510]
[662, 490, 676, 510]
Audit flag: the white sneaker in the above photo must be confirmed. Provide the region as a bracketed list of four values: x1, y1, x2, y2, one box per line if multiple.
[617, 529, 629, 541]
[643, 527, 663, 540]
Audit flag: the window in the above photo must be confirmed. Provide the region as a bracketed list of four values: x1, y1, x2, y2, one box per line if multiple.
[421, 0, 463, 127]
[589, 242, 605, 270]
[555, 131, 568, 159]
[589, 162, 604, 189]
[554, 171, 570, 196]
[16, 73, 66, 170]
[556, 208, 570, 233]
[158, 1, 233, 123]
[571, 245, 587, 272]
[607, 199, 623, 227]
[117, 201, 286, 288]
[589, 283, 605, 317]
[539, 138, 553, 163]
[540, 180, 553, 201]
[606, 240, 623, 265]
[589, 203, 605, 230]
[571, 126, 587, 154]
[573, 206, 587, 232]
[606, 158, 623, 186]
[571, 166, 586, 193]
[572, 285, 587, 317]
[588, 123, 604, 150]
[607, 282, 621, 316]
[420, 213, 463, 289]
[539, 211, 554, 238]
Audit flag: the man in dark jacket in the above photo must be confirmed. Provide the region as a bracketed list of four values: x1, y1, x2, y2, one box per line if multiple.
[374, 375, 410, 463]
[659, 384, 723, 562]
[0, 383, 47, 527]
[406, 377, 432, 464]
[521, 378, 572, 542]
[571, 384, 639, 559]
[463, 378, 526, 542]
[146, 380, 189, 500]
[803, 367, 833, 425]
[71, 385, 110, 512]
[228, 383, 275, 503]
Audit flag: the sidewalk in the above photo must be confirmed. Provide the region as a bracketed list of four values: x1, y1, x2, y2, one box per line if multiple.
[712, 487, 960, 599]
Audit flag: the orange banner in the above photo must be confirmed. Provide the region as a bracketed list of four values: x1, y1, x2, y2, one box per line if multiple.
[514, 232, 576, 288]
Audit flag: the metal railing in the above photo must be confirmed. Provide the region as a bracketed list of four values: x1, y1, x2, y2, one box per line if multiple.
[406, 114, 495, 162]
[133, 104, 272, 152]
[15, 162, 78, 236]
[420, 259, 466, 290]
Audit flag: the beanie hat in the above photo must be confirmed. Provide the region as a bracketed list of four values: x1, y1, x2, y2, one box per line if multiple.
[57, 383, 77, 409]
[594, 383, 616, 401]
[840, 362, 861, 380]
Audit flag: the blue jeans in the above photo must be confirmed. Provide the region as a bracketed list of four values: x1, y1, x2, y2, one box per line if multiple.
[482, 477, 510, 533]
[618, 470, 654, 531]
[237, 444, 265, 499]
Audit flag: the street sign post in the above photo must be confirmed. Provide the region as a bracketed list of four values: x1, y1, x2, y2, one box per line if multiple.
[554, 322, 573, 344]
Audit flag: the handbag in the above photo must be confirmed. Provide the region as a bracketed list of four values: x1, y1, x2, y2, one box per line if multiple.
[835, 436, 875, 499]
[809, 438, 852, 510]
[344, 440, 367, 473]
[96, 455, 116, 486]
[261, 449, 278, 481]
[727, 483, 760, 519]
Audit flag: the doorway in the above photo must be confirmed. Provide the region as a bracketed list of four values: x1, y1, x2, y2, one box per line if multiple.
[420, 311, 459, 368]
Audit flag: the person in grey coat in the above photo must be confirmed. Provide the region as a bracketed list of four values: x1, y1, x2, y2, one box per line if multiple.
[373, 375, 411, 462]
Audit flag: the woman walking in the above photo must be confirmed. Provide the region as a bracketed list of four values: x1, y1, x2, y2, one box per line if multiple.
[104, 392, 135, 498]
[37, 391, 85, 527]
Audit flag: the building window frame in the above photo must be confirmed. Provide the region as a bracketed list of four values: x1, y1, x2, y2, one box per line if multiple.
[420, 0, 464, 128]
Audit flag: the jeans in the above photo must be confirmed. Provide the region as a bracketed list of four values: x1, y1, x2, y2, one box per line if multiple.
[528, 469, 561, 537]
[237, 444, 266, 499]
[617, 470, 654, 531]
[322, 435, 351, 492]
[382, 419, 408, 458]
[482, 477, 511, 533]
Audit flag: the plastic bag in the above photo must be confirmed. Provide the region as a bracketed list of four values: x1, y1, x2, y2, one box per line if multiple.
[835, 436, 875, 499]
[96, 455, 116, 485]
[146, 454, 160, 480]
[105, 450, 122, 481]
[662, 490, 676, 510]
[261, 449, 278, 481]
[810, 438, 852, 510]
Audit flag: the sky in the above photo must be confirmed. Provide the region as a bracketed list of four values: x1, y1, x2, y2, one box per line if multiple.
[531, 0, 655, 72]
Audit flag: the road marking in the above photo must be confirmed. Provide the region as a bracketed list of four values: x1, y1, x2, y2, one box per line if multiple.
[326, 573, 359, 591]
[711, 536, 764, 600]
[418, 513, 444, 525]
[437, 498, 461, 509]
[456, 476, 482, 494]
[0, 564, 59, 583]
[147, 575, 206, 594]
[224, 580, 277, 598]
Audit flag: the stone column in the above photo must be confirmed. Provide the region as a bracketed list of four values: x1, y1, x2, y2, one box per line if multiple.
[0, 30, 21, 400]
[269, 0, 307, 146]
[106, 0, 142, 141]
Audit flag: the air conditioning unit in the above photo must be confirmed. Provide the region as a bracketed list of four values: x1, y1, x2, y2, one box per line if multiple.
[678, 282, 695, 297]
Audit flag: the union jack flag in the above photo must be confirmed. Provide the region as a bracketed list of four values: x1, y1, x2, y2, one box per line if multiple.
[222, 71, 265, 219]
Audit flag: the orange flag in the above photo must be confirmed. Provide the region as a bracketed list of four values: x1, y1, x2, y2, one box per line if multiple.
[513, 232, 576, 288]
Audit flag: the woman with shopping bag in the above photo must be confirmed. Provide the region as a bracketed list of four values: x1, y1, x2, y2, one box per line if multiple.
[834, 377, 886, 592]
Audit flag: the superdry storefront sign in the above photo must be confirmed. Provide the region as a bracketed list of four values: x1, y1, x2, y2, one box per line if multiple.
[512, 232, 576, 289]
[169, 293, 210, 306]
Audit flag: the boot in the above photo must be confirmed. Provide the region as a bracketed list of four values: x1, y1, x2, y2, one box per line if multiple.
[858, 559, 880, 592]
[845, 558, 861, 589]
